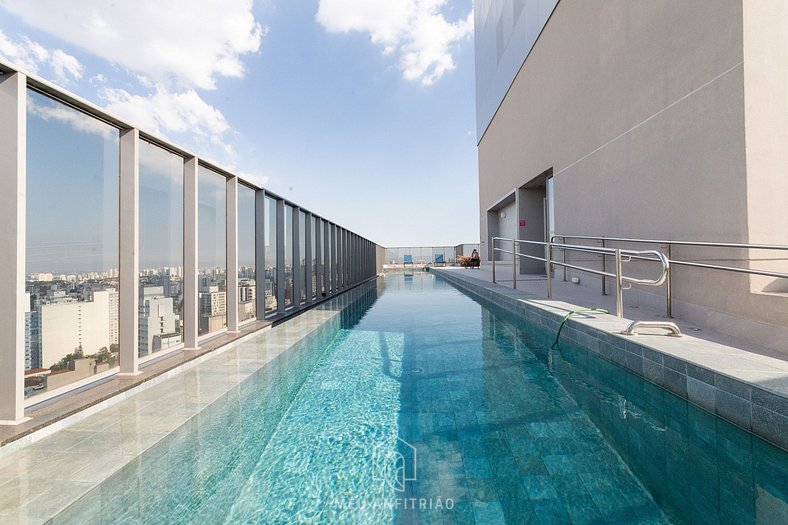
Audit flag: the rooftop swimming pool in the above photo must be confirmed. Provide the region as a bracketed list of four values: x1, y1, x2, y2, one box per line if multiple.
[55, 273, 787, 524]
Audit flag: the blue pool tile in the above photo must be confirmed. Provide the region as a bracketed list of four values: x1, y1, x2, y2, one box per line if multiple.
[663, 368, 688, 398]
[464, 457, 493, 478]
[541, 455, 577, 477]
[715, 390, 751, 430]
[466, 478, 500, 502]
[530, 498, 570, 525]
[521, 475, 559, 500]
[471, 501, 507, 524]
[513, 453, 549, 476]
[561, 494, 602, 525]
[552, 475, 591, 499]
[460, 438, 488, 459]
[441, 500, 475, 525]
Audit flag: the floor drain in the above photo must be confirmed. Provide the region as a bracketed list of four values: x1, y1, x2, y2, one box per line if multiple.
[411, 367, 423, 373]
[688, 327, 702, 332]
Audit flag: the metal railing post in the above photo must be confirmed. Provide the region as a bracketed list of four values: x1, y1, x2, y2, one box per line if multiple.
[562, 235, 567, 282]
[512, 238, 517, 289]
[601, 239, 607, 295]
[615, 249, 624, 317]
[546, 243, 553, 299]
[492, 238, 496, 283]
[666, 244, 673, 318]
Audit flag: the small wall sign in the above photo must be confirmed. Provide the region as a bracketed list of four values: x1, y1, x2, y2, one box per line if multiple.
[519, 220, 526, 227]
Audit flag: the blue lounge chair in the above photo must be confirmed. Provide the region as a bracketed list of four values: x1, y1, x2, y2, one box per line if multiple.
[403, 254, 414, 267]
[434, 253, 445, 266]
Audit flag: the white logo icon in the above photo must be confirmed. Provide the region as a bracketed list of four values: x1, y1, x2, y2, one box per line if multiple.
[373, 437, 417, 492]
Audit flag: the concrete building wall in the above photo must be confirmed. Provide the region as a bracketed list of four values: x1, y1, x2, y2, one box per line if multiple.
[743, 0, 788, 295]
[476, 0, 788, 348]
[496, 201, 518, 261]
[475, 0, 558, 138]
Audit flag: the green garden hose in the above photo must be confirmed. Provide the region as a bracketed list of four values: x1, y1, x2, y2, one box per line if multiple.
[551, 308, 608, 349]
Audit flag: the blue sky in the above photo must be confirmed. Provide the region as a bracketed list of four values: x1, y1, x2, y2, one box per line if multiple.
[0, 0, 479, 250]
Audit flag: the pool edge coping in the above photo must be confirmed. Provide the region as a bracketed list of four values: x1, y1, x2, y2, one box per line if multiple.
[431, 267, 788, 452]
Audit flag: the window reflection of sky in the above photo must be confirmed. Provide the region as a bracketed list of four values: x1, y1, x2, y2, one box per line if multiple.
[238, 184, 256, 268]
[197, 166, 226, 269]
[26, 90, 119, 274]
[139, 140, 183, 269]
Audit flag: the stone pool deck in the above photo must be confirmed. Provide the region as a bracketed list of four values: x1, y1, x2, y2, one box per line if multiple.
[0, 282, 370, 524]
[0, 319, 272, 449]
[431, 266, 788, 452]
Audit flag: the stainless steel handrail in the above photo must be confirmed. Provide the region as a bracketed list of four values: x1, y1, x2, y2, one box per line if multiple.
[553, 235, 788, 251]
[621, 321, 683, 337]
[491, 237, 669, 318]
[551, 234, 788, 317]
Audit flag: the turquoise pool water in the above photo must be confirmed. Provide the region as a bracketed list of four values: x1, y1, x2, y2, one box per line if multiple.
[56, 273, 787, 524]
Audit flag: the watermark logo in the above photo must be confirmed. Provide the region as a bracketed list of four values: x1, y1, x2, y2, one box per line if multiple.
[330, 437, 454, 514]
[373, 437, 417, 492]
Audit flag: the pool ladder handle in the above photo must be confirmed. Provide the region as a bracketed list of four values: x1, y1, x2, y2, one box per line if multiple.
[621, 320, 683, 337]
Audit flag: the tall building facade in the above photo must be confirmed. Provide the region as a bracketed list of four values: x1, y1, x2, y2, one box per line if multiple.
[474, 0, 788, 350]
[38, 290, 114, 369]
[139, 286, 181, 357]
[199, 286, 227, 335]
[238, 279, 257, 322]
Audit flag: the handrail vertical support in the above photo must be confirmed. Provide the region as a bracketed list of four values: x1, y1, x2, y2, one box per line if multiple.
[492, 238, 496, 283]
[601, 239, 607, 295]
[546, 243, 553, 299]
[512, 238, 517, 289]
[666, 244, 673, 318]
[615, 249, 624, 317]
[562, 235, 567, 282]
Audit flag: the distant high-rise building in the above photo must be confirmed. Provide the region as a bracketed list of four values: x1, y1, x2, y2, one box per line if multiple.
[199, 286, 226, 334]
[23, 293, 32, 370]
[139, 287, 181, 357]
[239, 280, 256, 303]
[239, 279, 256, 322]
[39, 290, 112, 369]
[109, 290, 119, 346]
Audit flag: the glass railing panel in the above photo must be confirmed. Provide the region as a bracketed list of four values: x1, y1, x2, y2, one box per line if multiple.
[139, 140, 184, 357]
[299, 210, 306, 304]
[25, 89, 120, 398]
[284, 204, 294, 308]
[197, 166, 227, 336]
[238, 184, 256, 322]
[310, 215, 317, 300]
[264, 196, 277, 314]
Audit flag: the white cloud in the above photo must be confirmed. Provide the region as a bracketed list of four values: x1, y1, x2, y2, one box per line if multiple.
[101, 84, 229, 138]
[0, 0, 264, 90]
[0, 1, 267, 173]
[316, 0, 472, 85]
[50, 49, 83, 82]
[101, 85, 260, 175]
[0, 30, 83, 83]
